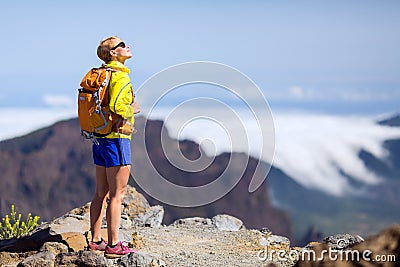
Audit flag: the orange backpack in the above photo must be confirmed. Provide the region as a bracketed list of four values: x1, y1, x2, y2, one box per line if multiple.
[78, 65, 117, 140]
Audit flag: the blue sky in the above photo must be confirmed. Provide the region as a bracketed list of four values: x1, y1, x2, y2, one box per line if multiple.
[1, 0, 399, 114]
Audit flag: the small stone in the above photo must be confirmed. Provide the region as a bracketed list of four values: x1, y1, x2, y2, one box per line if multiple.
[0, 252, 26, 266]
[212, 214, 244, 231]
[260, 227, 271, 235]
[133, 205, 164, 228]
[323, 233, 364, 249]
[60, 232, 87, 251]
[55, 251, 108, 267]
[118, 251, 161, 267]
[179, 251, 186, 256]
[17, 252, 55, 267]
[130, 231, 143, 249]
[172, 217, 212, 227]
[264, 235, 290, 247]
[77, 250, 108, 267]
[54, 252, 78, 266]
[39, 242, 68, 255]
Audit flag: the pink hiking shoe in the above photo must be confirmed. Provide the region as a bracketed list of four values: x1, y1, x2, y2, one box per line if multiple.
[105, 241, 137, 258]
[88, 238, 107, 252]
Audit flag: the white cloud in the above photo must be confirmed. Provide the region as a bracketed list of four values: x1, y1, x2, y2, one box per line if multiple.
[339, 90, 400, 102]
[151, 107, 400, 196]
[289, 86, 305, 99]
[286, 86, 322, 100]
[43, 94, 74, 108]
[269, 86, 400, 103]
[272, 113, 400, 195]
[0, 108, 76, 141]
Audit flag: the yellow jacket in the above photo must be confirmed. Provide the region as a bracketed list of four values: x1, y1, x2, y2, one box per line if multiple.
[105, 61, 135, 139]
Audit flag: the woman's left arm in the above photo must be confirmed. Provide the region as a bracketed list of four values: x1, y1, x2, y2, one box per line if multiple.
[109, 77, 134, 119]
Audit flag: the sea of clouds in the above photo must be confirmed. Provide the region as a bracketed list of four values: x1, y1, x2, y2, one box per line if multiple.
[2, 106, 400, 197]
[148, 107, 400, 196]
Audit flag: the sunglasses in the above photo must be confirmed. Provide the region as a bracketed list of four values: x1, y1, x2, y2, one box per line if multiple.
[111, 42, 126, 50]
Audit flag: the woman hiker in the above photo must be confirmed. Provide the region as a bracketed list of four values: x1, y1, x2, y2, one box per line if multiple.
[88, 36, 140, 257]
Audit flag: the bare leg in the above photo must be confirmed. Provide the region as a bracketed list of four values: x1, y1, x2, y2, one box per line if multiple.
[106, 165, 130, 245]
[90, 165, 109, 242]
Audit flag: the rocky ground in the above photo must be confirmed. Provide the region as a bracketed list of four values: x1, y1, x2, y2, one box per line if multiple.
[130, 219, 294, 267]
[0, 185, 399, 267]
[0, 219, 297, 267]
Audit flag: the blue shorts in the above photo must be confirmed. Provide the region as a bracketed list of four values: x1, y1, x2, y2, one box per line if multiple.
[92, 138, 131, 167]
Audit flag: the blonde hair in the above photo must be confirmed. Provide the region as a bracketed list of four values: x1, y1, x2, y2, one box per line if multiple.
[97, 36, 122, 63]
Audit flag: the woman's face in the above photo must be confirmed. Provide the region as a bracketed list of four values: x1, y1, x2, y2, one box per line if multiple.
[111, 41, 132, 63]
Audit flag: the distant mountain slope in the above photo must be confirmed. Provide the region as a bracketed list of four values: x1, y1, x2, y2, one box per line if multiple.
[0, 119, 94, 220]
[378, 114, 400, 127]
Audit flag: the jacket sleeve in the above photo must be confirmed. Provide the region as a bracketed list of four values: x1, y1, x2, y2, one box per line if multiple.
[108, 73, 135, 119]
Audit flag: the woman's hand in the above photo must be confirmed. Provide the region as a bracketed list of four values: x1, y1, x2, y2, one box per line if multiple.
[131, 101, 141, 114]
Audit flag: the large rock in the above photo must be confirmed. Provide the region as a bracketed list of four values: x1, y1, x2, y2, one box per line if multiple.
[54, 251, 109, 267]
[0, 185, 160, 253]
[0, 252, 35, 267]
[117, 252, 164, 267]
[17, 251, 55, 267]
[133, 205, 164, 228]
[323, 233, 364, 250]
[48, 203, 91, 235]
[212, 214, 244, 231]
[39, 242, 69, 255]
[171, 214, 244, 231]
[0, 226, 63, 253]
[122, 185, 151, 217]
[15, 241, 71, 267]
